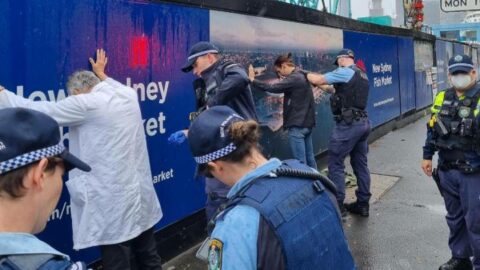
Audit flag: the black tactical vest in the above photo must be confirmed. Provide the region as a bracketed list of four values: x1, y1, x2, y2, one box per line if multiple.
[330, 65, 369, 116]
[209, 160, 354, 270]
[433, 88, 480, 158]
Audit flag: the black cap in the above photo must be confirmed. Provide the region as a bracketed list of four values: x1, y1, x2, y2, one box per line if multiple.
[188, 106, 244, 164]
[334, 48, 355, 65]
[0, 108, 91, 175]
[181, 41, 220, 72]
[448, 54, 474, 73]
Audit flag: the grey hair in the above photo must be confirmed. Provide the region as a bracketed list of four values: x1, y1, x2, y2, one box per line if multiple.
[66, 70, 100, 94]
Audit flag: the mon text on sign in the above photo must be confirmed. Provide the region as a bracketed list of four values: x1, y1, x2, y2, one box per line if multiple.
[441, 0, 480, 12]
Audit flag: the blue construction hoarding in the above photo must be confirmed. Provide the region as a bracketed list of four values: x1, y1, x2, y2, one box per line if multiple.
[454, 42, 469, 56]
[397, 37, 416, 114]
[414, 71, 433, 109]
[414, 41, 434, 109]
[343, 31, 401, 127]
[0, 0, 208, 264]
[436, 40, 450, 92]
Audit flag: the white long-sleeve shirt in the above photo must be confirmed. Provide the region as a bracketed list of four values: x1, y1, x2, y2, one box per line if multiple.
[0, 78, 162, 249]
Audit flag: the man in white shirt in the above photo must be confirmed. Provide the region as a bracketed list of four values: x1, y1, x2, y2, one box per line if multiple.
[0, 49, 163, 270]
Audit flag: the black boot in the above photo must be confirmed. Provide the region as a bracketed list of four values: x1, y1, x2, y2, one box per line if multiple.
[438, 257, 472, 270]
[345, 201, 369, 217]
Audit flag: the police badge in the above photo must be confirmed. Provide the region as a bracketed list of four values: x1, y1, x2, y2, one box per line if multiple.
[458, 106, 471, 118]
[208, 238, 223, 270]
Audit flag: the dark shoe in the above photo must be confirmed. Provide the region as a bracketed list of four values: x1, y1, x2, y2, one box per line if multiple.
[345, 201, 369, 217]
[438, 257, 472, 270]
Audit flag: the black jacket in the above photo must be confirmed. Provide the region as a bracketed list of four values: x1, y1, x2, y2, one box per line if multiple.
[252, 68, 315, 128]
[201, 59, 258, 121]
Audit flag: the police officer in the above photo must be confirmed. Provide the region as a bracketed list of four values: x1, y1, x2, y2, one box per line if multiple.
[422, 54, 480, 270]
[0, 108, 91, 270]
[188, 106, 355, 270]
[169, 42, 258, 221]
[307, 49, 371, 217]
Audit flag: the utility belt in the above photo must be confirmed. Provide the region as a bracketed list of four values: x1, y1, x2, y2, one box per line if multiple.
[438, 159, 480, 174]
[334, 108, 367, 124]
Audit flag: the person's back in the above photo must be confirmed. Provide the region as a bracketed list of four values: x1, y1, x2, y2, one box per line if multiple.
[218, 159, 355, 270]
[202, 59, 258, 121]
[66, 78, 161, 249]
[279, 69, 315, 129]
[0, 108, 91, 270]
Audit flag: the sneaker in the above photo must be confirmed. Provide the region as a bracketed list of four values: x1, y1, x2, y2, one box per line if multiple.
[438, 257, 472, 270]
[345, 201, 369, 217]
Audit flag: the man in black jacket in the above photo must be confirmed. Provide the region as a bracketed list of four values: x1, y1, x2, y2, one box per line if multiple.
[170, 41, 257, 220]
[248, 53, 317, 170]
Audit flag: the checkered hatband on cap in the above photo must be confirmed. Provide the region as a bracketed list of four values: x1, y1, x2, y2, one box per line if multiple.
[194, 143, 237, 164]
[448, 63, 475, 70]
[0, 144, 65, 174]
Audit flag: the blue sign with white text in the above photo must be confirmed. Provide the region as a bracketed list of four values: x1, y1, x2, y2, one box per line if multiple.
[343, 31, 401, 127]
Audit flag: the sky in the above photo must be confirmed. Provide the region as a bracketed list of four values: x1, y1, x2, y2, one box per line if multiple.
[321, 0, 397, 19]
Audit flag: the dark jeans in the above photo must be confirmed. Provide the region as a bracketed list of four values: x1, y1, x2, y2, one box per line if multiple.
[287, 127, 318, 170]
[439, 169, 480, 268]
[328, 119, 371, 204]
[100, 227, 162, 270]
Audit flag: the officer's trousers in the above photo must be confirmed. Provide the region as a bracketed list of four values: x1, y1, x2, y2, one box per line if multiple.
[328, 119, 372, 204]
[439, 169, 480, 269]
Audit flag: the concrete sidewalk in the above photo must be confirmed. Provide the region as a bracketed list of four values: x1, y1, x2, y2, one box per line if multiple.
[163, 116, 450, 270]
[343, 116, 449, 270]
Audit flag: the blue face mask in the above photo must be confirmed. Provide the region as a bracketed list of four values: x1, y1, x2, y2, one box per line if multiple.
[451, 74, 472, 89]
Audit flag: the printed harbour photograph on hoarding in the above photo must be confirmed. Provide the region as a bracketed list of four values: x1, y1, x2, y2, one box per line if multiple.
[211, 10, 343, 156]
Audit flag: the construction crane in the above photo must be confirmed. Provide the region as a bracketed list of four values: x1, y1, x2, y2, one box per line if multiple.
[330, 0, 352, 18]
[277, 0, 319, 9]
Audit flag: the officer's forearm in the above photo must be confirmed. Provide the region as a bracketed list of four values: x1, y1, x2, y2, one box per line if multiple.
[307, 72, 327, 86]
[423, 144, 435, 160]
[423, 127, 437, 160]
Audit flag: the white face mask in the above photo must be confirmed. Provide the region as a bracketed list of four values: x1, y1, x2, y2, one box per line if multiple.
[450, 74, 472, 89]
